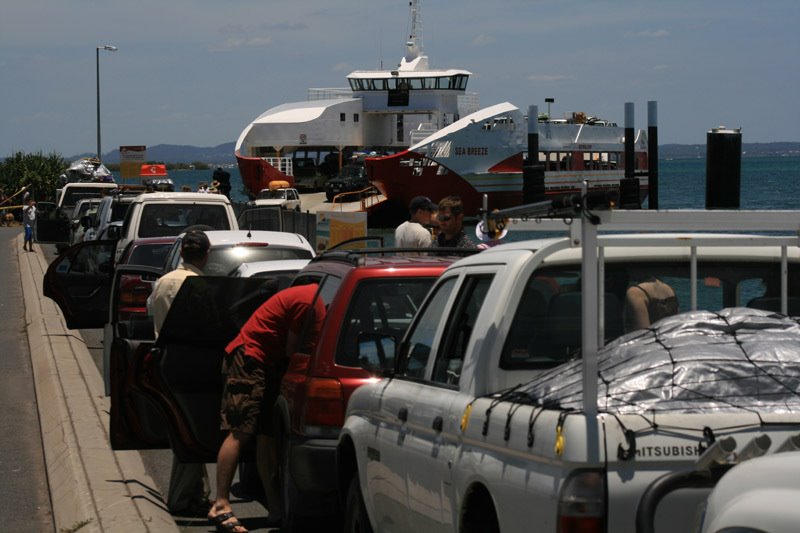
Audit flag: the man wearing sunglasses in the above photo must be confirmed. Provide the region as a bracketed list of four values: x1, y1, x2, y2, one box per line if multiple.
[434, 195, 476, 249]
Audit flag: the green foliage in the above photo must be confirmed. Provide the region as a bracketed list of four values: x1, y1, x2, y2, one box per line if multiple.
[0, 151, 67, 203]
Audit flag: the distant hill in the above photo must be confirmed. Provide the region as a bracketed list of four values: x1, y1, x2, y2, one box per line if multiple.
[65, 141, 799, 164]
[71, 142, 237, 165]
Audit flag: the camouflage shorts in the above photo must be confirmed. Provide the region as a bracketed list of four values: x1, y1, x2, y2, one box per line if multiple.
[220, 346, 274, 436]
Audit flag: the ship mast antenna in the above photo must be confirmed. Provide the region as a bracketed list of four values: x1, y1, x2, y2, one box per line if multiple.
[405, 0, 424, 61]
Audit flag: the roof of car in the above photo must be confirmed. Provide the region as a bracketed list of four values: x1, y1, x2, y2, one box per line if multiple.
[132, 192, 232, 203]
[234, 259, 311, 277]
[300, 249, 470, 277]
[190, 229, 313, 251]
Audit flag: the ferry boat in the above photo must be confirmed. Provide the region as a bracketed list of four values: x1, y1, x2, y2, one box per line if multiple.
[234, 0, 479, 199]
[365, 102, 650, 216]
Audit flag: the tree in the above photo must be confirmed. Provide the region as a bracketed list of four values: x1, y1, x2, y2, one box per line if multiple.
[0, 151, 67, 203]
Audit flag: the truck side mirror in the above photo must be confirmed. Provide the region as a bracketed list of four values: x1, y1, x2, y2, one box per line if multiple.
[106, 225, 120, 240]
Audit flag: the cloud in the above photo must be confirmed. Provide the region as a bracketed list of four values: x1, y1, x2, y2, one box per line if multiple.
[211, 36, 273, 52]
[258, 22, 308, 31]
[526, 74, 573, 82]
[632, 29, 669, 38]
[331, 62, 351, 72]
[472, 34, 495, 46]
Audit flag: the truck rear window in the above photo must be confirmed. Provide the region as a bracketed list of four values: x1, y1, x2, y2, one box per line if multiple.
[138, 204, 230, 238]
[501, 261, 800, 370]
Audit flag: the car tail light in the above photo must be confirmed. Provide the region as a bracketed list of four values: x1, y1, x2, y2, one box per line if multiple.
[557, 469, 606, 533]
[301, 377, 344, 437]
[118, 274, 153, 321]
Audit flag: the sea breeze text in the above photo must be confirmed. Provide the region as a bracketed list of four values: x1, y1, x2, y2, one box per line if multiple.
[455, 147, 489, 156]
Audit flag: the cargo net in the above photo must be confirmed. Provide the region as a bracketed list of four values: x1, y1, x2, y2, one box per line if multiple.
[517, 308, 800, 414]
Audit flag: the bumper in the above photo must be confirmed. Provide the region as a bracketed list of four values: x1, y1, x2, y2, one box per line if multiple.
[289, 436, 338, 494]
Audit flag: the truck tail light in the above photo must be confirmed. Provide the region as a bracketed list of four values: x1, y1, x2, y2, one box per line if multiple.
[301, 377, 344, 436]
[118, 274, 153, 321]
[557, 469, 606, 533]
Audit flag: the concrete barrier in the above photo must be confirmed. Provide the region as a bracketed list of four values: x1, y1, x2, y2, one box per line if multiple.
[19, 236, 178, 533]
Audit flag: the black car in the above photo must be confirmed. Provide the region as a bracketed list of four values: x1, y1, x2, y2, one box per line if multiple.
[324, 163, 371, 202]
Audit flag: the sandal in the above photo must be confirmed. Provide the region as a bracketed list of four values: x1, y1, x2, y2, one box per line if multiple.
[210, 511, 248, 533]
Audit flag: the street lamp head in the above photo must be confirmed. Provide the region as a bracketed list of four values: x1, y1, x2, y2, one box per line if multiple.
[98, 45, 118, 52]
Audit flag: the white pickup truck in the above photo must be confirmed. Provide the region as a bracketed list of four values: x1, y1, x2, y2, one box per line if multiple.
[337, 196, 800, 533]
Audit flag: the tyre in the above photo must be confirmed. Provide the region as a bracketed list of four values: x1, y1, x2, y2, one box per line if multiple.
[343, 473, 373, 533]
[460, 491, 499, 533]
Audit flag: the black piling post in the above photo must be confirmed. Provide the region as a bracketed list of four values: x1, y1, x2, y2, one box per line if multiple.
[647, 101, 658, 209]
[705, 127, 742, 209]
[620, 102, 641, 208]
[523, 104, 545, 203]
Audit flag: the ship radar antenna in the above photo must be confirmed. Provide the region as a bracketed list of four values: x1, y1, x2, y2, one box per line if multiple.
[405, 0, 424, 61]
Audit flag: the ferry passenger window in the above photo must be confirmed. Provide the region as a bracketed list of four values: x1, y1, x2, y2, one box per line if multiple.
[354, 113, 359, 123]
[340, 113, 346, 122]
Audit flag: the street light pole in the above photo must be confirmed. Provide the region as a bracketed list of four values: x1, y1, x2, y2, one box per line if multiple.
[96, 44, 117, 161]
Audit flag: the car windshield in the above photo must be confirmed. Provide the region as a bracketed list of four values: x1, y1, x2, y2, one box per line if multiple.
[203, 245, 313, 276]
[125, 242, 174, 268]
[262, 190, 287, 199]
[61, 188, 108, 210]
[138, 204, 231, 238]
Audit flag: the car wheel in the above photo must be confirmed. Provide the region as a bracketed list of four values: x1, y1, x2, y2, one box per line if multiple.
[343, 472, 373, 533]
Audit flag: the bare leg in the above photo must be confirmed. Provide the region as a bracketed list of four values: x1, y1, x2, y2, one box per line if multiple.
[209, 431, 251, 532]
[256, 434, 283, 521]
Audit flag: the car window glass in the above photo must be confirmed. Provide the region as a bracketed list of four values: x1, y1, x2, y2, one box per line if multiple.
[64, 243, 114, 274]
[127, 243, 173, 268]
[110, 201, 130, 222]
[238, 207, 282, 232]
[139, 204, 230, 238]
[202, 246, 313, 276]
[499, 261, 800, 371]
[295, 277, 338, 354]
[336, 277, 436, 370]
[432, 275, 493, 386]
[401, 276, 457, 379]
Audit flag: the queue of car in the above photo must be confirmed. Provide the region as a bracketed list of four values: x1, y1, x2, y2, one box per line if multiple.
[38, 182, 472, 530]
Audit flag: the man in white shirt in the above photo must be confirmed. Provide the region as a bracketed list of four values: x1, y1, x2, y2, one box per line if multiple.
[395, 195, 436, 249]
[149, 229, 212, 516]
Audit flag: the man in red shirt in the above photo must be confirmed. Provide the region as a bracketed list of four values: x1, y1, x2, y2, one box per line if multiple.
[208, 283, 324, 533]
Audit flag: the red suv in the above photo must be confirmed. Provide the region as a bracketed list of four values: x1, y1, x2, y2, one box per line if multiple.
[276, 247, 473, 529]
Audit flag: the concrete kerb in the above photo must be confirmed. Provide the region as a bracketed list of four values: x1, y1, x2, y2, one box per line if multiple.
[19, 235, 179, 533]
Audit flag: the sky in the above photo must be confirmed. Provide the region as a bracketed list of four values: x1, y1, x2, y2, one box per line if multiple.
[2, 0, 799, 159]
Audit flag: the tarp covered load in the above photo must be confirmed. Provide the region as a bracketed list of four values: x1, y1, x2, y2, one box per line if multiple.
[61, 158, 114, 183]
[520, 308, 800, 414]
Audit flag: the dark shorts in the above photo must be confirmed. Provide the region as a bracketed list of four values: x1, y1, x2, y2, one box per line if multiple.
[220, 346, 280, 436]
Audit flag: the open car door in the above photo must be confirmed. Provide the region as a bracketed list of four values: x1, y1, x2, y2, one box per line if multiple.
[42, 240, 116, 329]
[110, 275, 279, 461]
[34, 201, 71, 244]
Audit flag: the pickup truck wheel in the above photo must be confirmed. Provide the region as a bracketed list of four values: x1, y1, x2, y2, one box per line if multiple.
[343, 473, 373, 533]
[461, 493, 499, 533]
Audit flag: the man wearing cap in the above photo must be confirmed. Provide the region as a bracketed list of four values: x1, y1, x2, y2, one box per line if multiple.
[149, 229, 212, 516]
[395, 195, 436, 249]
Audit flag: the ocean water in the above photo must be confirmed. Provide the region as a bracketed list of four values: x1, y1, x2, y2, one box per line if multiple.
[654, 156, 800, 210]
[170, 156, 800, 210]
